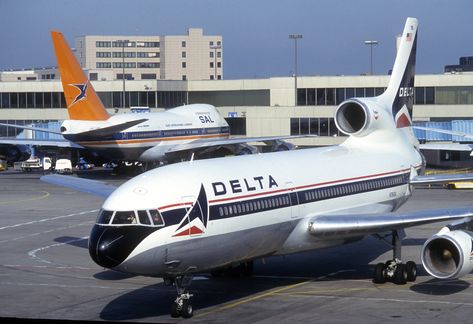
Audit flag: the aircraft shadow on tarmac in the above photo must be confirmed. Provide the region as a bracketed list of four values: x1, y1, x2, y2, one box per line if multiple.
[54, 236, 88, 249]
[410, 278, 470, 295]
[94, 270, 136, 281]
[100, 276, 303, 321]
[50, 233, 443, 320]
[98, 236, 427, 321]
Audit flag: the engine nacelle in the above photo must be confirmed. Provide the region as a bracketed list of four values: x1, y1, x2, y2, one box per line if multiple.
[334, 98, 390, 137]
[0, 144, 31, 163]
[421, 228, 473, 279]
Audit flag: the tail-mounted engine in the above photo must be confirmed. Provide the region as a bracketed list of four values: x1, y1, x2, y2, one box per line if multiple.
[334, 98, 392, 137]
[421, 227, 473, 279]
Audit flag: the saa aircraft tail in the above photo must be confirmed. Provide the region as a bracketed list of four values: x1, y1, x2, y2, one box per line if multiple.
[51, 31, 110, 121]
[334, 17, 418, 143]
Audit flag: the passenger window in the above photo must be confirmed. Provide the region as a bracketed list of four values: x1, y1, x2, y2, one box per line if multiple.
[97, 209, 114, 224]
[137, 210, 151, 225]
[149, 209, 164, 226]
[112, 211, 137, 224]
[219, 207, 223, 216]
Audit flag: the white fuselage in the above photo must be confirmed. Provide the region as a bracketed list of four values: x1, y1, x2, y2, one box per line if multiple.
[89, 134, 423, 277]
[61, 104, 229, 162]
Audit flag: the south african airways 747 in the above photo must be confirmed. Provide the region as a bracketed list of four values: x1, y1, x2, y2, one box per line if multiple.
[43, 18, 473, 319]
[0, 31, 298, 165]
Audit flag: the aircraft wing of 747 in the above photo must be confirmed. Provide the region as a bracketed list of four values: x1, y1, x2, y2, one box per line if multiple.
[0, 31, 302, 165]
[42, 18, 473, 319]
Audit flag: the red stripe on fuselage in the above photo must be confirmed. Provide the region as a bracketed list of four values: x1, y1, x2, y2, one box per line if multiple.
[158, 167, 414, 211]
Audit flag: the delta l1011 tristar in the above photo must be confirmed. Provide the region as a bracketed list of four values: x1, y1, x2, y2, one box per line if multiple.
[0, 32, 299, 165]
[43, 18, 473, 319]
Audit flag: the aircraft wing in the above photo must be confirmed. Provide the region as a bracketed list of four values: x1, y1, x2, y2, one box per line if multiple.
[0, 122, 63, 135]
[164, 135, 314, 154]
[0, 118, 148, 140]
[41, 174, 116, 198]
[410, 172, 473, 184]
[0, 137, 83, 148]
[308, 206, 473, 239]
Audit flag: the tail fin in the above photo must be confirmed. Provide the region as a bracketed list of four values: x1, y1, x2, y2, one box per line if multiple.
[51, 31, 109, 121]
[380, 17, 418, 128]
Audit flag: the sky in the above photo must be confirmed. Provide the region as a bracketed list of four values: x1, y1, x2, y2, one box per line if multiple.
[0, 0, 472, 79]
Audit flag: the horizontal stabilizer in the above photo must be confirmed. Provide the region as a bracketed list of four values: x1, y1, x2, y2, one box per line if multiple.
[41, 174, 116, 198]
[74, 118, 148, 139]
[411, 172, 473, 185]
[309, 206, 473, 239]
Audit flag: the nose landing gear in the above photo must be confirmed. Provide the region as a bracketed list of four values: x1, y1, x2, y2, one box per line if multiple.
[168, 275, 194, 318]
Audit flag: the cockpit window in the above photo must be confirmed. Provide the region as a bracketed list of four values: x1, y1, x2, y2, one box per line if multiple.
[112, 211, 138, 224]
[98, 209, 164, 227]
[137, 210, 151, 225]
[149, 209, 164, 226]
[97, 209, 114, 224]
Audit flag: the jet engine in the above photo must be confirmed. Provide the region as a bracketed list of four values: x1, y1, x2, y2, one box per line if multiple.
[421, 227, 473, 279]
[268, 140, 295, 152]
[334, 98, 390, 137]
[0, 144, 31, 163]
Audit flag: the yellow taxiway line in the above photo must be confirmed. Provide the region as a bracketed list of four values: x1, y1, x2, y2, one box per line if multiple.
[0, 191, 50, 205]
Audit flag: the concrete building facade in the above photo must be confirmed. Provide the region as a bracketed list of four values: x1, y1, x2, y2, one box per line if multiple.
[0, 73, 473, 148]
[74, 28, 222, 81]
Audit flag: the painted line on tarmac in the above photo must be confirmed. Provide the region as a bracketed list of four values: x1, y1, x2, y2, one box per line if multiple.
[2, 264, 95, 271]
[195, 280, 310, 318]
[0, 209, 99, 231]
[28, 236, 90, 266]
[0, 281, 135, 291]
[253, 269, 356, 281]
[196, 269, 356, 318]
[0, 221, 94, 244]
[271, 292, 473, 307]
[0, 190, 50, 205]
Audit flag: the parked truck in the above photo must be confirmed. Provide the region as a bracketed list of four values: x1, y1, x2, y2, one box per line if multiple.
[55, 159, 73, 174]
[21, 157, 52, 172]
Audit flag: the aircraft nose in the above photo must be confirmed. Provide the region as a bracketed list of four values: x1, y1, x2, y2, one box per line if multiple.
[88, 224, 157, 269]
[89, 225, 126, 268]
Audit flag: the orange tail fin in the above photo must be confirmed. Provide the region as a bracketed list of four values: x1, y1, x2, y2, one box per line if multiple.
[51, 31, 109, 121]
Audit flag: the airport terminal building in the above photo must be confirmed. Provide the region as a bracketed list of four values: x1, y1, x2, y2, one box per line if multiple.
[1, 73, 473, 148]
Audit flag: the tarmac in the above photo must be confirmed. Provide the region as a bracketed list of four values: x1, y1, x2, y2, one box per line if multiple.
[1, 169, 473, 323]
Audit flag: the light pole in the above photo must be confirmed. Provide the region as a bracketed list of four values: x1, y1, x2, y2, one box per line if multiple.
[210, 44, 221, 80]
[364, 40, 378, 75]
[289, 34, 302, 106]
[144, 85, 151, 107]
[117, 39, 129, 108]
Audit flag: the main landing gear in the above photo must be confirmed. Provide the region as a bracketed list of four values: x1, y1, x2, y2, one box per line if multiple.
[373, 230, 417, 285]
[166, 275, 194, 318]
